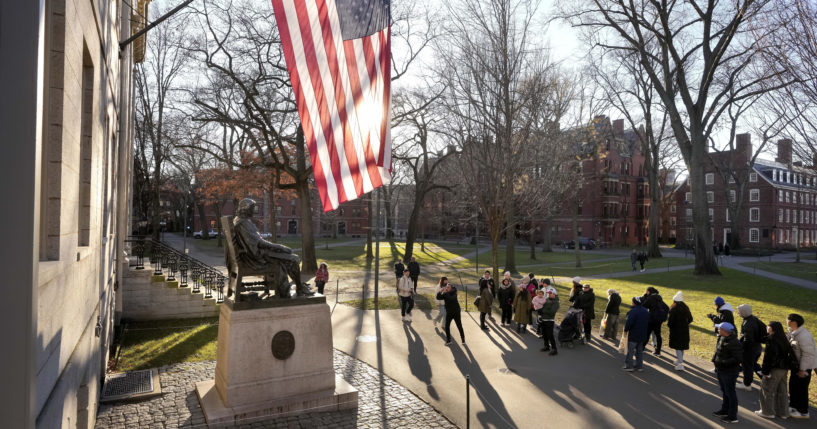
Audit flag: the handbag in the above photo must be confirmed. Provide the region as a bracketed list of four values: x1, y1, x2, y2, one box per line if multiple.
[617, 331, 628, 354]
[600, 314, 608, 334]
[474, 296, 481, 307]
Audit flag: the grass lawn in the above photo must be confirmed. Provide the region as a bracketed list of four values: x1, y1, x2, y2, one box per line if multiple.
[115, 318, 218, 372]
[740, 261, 817, 282]
[452, 248, 612, 270]
[534, 257, 692, 278]
[315, 241, 476, 271]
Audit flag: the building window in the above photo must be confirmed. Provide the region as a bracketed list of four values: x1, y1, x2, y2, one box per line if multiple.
[725, 209, 730, 222]
[786, 209, 791, 223]
[779, 209, 784, 222]
[728, 175, 736, 184]
[671, 217, 676, 226]
[706, 173, 714, 185]
[750, 208, 760, 222]
[707, 191, 714, 203]
[671, 204, 676, 213]
[779, 190, 783, 202]
[730, 190, 736, 203]
[709, 208, 714, 222]
[686, 208, 693, 217]
[78, 44, 94, 247]
[749, 189, 759, 202]
[685, 192, 691, 202]
[749, 228, 760, 243]
[786, 191, 791, 203]
[749, 172, 757, 182]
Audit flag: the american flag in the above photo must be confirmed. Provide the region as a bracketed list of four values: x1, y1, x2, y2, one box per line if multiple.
[271, 0, 392, 212]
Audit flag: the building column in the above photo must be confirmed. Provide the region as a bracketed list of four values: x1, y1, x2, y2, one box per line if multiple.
[0, 0, 45, 427]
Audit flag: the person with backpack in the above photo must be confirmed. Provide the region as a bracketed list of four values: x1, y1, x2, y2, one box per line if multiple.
[737, 304, 766, 391]
[755, 321, 796, 419]
[641, 287, 668, 355]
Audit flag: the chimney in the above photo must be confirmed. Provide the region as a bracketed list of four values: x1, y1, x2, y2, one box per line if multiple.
[613, 119, 624, 137]
[776, 139, 792, 166]
[736, 133, 752, 161]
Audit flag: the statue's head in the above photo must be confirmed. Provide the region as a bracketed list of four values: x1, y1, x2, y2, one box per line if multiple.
[237, 198, 257, 218]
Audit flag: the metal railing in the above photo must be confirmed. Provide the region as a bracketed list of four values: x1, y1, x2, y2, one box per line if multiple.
[126, 236, 225, 303]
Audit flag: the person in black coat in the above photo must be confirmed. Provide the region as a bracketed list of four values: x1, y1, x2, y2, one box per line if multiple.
[707, 296, 735, 333]
[478, 270, 496, 319]
[436, 283, 465, 346]
[602, 289, 621, 341]
[497, 277, 515, 326]
[570, 284, 596, 343]
[736, 304, 766, 391]
[711, 322, 743, 423]
[667, 291, 693, 371]
[641, 287, 667, 355]
[394, 260, 405, 291]
[757, 321, 796, 419]
[407, 257, 420, 293]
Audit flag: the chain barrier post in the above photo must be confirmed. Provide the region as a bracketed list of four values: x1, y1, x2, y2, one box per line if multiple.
[466, 374, 470, 429]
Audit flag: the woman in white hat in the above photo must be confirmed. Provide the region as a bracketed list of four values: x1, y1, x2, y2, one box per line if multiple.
[667, 291, 693, 370]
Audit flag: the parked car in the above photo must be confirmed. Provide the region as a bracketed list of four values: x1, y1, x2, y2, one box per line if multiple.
[194, 229, 219, 239]
[260, 231, 273, 238]
[564, 237, 597, 250]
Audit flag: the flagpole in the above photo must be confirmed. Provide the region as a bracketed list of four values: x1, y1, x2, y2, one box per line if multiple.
[374, 188, 380, 305]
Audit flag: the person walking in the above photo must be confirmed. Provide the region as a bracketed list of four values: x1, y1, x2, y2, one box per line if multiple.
[512, 284, 532, 334]
[498, 277, 515, 326]
[571, 284, 596, 343]
[642, 287, 668, 355]
[756, 321, 795, 419]
[407, 257, 420, 293]
[787, 313, 817, 419]
[630, 249, 638, 272]
[623, 296, 649, 372]
[637, 251, 648, 272]
[437, 282, 465, 346]
[478, 277, 494, 331]
[433, 277, 448, 327]
[540, 287, 560, 355]
[479, 270, 496, 319]
[602, 289, 621, 341]
[314, 262, 329, 295]
[394, 259, 405, 291]
[397, 270, 414, 322]
[712, 322, 743, 424]
[737, 304, 766, 392]
[667, 291, 693, 371]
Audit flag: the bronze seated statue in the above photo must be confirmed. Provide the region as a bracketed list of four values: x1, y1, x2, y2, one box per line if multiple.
[223, 198, 314, 301]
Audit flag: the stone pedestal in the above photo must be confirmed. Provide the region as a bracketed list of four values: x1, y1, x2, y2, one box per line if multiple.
[195, 297, 358, 426]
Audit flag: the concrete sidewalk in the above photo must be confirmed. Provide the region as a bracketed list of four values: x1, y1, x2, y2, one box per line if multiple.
[331, 303, 813, 429]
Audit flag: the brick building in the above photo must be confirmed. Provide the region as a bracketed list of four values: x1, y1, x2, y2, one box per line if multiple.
[675, 136, 817, 249]
[551, 117, 651, 247]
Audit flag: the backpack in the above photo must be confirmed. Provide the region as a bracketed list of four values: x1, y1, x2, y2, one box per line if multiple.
[653, 298, 669, 322]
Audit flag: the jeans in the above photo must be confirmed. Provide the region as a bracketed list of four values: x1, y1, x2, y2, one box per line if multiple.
[399, 296, 414, 316]
[741, 345, 761, 386]
[759, 368, 789, 417]
[433, 304, 446, 325]
[643, 321, 662, 353]
[625, 341, 644, 369]
[716, 369, 739, 419]
[675, 349, 685, 364]
[542, 321, 557, 350]
[789, 368, 812, 414]
[315, 281, 326, 294]
[445, 311, 465, 343]
[480, 311, 488, 328]
[631, 260, 637, 271]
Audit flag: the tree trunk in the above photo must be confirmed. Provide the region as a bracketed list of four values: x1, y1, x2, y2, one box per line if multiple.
[529, 227, 536, 260]
[268, 188, 278, 242]
[573, 206, 582, 268]
[384, 186, 394, 239]
[542, 217, 553, 252]
[403, 195, 424, 263]
[491, 231, 500, 285]
[214, 201, 223, 247]
[689, 144, 721, 275]
[196, 203, 208, 240]
[646, 156, 662, 258]
[365, 194, 373, 261]
[295, 127, 317, 276]
[504, 202, 517, 274]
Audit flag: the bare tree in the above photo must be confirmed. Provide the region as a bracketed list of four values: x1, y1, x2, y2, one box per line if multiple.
[559, 0, 793, 275]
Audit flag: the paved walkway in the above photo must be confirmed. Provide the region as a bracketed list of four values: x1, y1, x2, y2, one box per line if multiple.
[94, 350, 456, 429]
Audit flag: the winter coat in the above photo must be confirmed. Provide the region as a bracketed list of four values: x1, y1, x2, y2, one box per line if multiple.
[709, 303, 735, 326]
[407, 261, 420, 277]
[637, 252, 648, 263]
[642, 293, 666, 323]
[397, 276, 414, 297]
[434, 283, 445, 305]
[540, 296, 559, 320]
[712, 333, 743, 371]
[624, 305, 650, 344]
[605, 293, 621, 315]
[512, 290, 532, 324]
[526, 282, 537, 300]
[790, 327, 817, 371]
[315, 266, 329, 283]
[479, 277, 495, 295]
[394, 262, 405, 278]
[667, 302, 693, 350]
[498, 283, 515, 309]
[761, 339, 795, 375]
[739, 315, 766, 354]
[630, 252, 638, 263]
[478, 286, 494, 313]
[571, 288, 596, 319]
[531, 295, 547, 311]
[436, 287, 461, 314]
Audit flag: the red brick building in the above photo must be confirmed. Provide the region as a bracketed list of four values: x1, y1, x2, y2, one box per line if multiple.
[551, 117, 651, 247]
[675, 136, 817, 249]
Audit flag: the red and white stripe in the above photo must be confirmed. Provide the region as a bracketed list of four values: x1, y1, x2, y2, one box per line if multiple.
[271, 0, 392, 212]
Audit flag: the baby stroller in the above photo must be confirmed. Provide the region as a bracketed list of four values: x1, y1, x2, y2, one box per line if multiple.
[558, 308, 584, 348]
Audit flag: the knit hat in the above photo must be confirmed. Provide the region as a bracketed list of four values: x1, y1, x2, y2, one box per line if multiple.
[572, 276, 581, 284]
[673, 291, 684, 302]
[632, 296, 643, 305]
[737, 304, 752, 318]
[714, 296, 725, 306]
[546, 287, 557, 295]
[715, 322, 735, 332]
